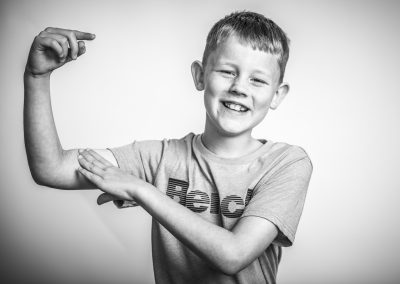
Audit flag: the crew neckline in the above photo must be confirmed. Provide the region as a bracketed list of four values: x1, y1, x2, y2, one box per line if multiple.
[194, 134, 273, 164]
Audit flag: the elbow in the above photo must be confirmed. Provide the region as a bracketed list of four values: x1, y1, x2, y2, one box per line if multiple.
[220, 257, 245, 276]
[29, 167, 51, 187]
[214, 246, 247, 276]
[30, 172, 43, 186]
[27, 162, 58, 188]
[219, 266, 241, 276]
[26, 150, 68, 188]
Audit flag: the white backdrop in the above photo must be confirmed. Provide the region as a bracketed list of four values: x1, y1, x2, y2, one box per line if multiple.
[1, 0, 399, 283]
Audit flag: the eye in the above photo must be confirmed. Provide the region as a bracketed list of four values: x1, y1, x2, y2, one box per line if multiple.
[251, 77, 268, 86]
[218, 70, 236, 77]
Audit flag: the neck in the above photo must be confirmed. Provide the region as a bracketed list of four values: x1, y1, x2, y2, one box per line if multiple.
[202, 122, 262, 159]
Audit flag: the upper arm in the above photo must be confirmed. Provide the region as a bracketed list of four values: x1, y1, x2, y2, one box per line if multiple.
[241, 154, 313, 247]
[39, 148, 118, 190]
[227, 152, 312, 272]
[230, 216, 278, 271]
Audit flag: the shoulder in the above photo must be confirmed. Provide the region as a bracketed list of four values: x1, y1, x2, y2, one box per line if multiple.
[147, 133, 197, 160]
[162, 132, 196, 150]
[166, 132, 196, 145]
[269, 140, 312, 167]
[257, 141, 313, 182]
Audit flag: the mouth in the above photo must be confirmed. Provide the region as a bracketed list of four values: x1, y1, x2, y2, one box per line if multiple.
[221, 101, 250, 113]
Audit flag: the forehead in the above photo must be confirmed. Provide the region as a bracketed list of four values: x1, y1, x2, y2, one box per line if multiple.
[207, 35, 280, 79]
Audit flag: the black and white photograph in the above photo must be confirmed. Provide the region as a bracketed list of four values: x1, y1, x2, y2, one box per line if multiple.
[0, 0, 399, 283]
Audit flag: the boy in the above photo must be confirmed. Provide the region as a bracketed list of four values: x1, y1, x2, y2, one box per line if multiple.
[24, 11, 312, 284]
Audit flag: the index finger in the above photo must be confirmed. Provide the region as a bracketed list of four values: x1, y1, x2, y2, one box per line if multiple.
[45, 27, 95, 40]
[79, 149, 114, 167]
[74, 30, 96, 40]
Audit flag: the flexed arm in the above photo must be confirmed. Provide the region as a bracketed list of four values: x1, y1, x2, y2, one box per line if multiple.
[24, 28, 117, 189]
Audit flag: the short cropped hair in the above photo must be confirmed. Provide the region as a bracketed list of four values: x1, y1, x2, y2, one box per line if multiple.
[202, 11, 290, 83]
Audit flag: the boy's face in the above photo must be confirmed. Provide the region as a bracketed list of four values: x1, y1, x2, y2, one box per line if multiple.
[192, 35, 288, 138]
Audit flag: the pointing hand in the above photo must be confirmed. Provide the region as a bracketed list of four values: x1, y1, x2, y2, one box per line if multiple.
[25, 27, 95, 77]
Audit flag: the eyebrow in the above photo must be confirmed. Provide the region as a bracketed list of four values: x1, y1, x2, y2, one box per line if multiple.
[216, 60, 272, 77]
[252, 69, 273, 79]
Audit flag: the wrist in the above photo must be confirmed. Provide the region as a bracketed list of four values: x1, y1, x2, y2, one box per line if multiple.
[128, 180, 153, 203]
[24, 69, 51, 92]
[24, 68, 51, 80]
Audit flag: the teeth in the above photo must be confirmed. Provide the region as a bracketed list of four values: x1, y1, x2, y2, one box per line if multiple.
[224, 102, 248, 112]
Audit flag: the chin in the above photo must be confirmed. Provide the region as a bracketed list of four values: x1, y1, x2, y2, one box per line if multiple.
[206, 114, 254, 137]
[216, 123, 251, 137]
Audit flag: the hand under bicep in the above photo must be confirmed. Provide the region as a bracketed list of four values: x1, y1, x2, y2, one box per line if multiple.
[41, 148, 118, 190]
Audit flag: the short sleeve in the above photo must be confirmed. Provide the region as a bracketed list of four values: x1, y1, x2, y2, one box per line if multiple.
[108, 139, 166, 207]
[109, 139, 166, 184]
[241, 147, 313, 247]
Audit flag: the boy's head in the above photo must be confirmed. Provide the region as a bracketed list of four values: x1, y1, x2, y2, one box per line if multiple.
[202, 11, 290, 83]
[191, 11, 291, 138]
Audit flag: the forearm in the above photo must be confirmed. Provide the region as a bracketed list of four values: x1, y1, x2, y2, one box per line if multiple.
[77, 149, 276, 273]
[24, 71, 65, 184]
[133, 183, 243, 274]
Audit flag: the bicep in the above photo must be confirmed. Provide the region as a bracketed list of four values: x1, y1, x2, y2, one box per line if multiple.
[50, 148, 118, 189]
[231, 216, 278, 269]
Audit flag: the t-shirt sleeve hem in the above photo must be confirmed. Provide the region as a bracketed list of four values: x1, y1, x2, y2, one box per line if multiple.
[107, 147, 131, 172]
[241, 210, 295, 247]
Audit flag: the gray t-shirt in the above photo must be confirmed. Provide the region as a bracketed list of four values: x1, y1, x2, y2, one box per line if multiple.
[110, 133, 313, 284]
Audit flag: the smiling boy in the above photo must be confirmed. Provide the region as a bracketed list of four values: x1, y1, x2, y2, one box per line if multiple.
[24, 11, 312, 284]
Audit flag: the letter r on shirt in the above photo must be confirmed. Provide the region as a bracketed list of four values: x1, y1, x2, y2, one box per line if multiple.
[166, 178, 189, 206]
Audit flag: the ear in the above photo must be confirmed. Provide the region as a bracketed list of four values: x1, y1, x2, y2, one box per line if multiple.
[270, 82, 289, 110]
[191, 60, 205, 91]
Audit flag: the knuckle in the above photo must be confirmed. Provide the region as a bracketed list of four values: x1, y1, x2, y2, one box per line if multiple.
[38, 31, 49, 39]
[61, 37, 68, 45]
[49, 39, 58, 47]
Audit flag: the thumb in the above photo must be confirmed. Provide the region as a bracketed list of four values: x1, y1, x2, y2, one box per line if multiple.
[97, 193, 118, 205]
[76, 41, 86, 57]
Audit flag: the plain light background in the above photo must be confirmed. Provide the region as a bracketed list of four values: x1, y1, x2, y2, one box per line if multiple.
[1, 0, 399, 283]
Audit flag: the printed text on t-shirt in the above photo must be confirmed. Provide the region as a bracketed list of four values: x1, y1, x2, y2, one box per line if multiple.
[166, 178, 254, 218]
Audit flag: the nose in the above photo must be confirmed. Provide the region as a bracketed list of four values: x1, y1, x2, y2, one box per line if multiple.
[229, 76, 248, 97]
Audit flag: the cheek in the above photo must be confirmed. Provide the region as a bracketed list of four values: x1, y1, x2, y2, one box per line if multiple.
[203, 93, 216, 116]
[253, 88, 276, 109]
[254, 96, 273, 111]
[204, 76, 229, 96]
[253, 101, 271, 124]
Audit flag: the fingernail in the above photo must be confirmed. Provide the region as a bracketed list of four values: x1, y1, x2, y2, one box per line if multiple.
[78, 155, 82, 159]
[92, 34, 96, 39]
[78, 149, 83, 153]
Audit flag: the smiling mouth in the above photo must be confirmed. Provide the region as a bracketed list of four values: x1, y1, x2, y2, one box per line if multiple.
[222, 101, 249, 112]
